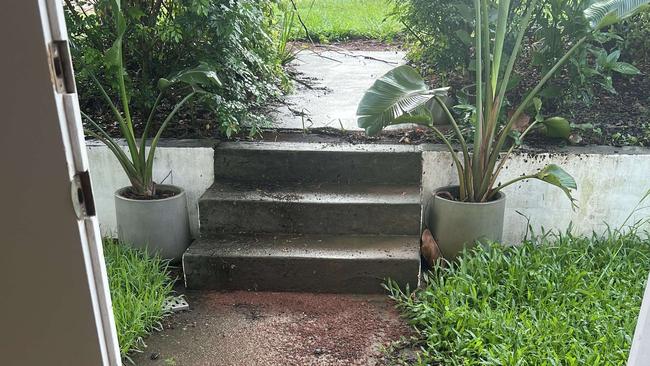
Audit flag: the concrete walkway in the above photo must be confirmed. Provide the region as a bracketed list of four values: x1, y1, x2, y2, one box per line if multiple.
[131, 291, 412, 366]
[271, 49, 406, 131]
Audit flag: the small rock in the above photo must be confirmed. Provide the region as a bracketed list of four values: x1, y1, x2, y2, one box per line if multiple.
[568, 133, 583, 145]
[313, 348, 324, 356]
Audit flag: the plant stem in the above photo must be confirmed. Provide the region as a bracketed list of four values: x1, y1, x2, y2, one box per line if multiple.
[479, 0, 539, 199]
[144, 92, 198, 188]
[427, 125, 467, 200]
[472, 0, 484, 201]
[139, 92, 164, 170]
[482, 35, 588, 200]
[433, 96, 472, 200]
[89, 72, 142, 172]
[492, 173, 536, 194]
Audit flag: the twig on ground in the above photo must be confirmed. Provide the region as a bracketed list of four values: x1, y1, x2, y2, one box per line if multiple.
[310, 44, 400, 65]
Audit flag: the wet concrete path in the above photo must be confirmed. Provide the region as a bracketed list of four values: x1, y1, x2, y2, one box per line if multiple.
[130, 290, 411, 366]
[270, 49, 406, 131]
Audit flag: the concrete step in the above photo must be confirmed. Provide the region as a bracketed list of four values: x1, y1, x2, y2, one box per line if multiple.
[199, 181, 421, 236]
[214, 142, 422, 184]
[183, 234, 421, 293]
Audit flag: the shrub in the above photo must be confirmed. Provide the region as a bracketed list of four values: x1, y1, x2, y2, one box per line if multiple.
[620, 9, 650, 63]
[395, 0, 641, 102]
[65, 0, 284, 138]
[391, 0, 474, 79]
[386, 231, 650, 365]
[104, 238, 174, 360]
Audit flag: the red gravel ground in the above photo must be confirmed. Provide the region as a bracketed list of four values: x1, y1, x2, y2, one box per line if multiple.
[130, 291, 413, 366]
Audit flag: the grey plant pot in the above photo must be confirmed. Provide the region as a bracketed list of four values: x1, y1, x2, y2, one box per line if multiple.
[115, 184, 191, 261]
[425, 185, 506, 259]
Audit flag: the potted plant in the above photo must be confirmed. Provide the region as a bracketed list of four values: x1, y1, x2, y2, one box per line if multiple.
[81, 0, 221, 260]
[357, 0, 648, 258]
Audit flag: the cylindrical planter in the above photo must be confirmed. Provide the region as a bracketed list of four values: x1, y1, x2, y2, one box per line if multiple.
[115, 184, 191, 261]
[426, 185, 506, 259]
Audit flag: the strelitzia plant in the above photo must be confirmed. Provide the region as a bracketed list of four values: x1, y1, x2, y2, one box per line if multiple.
[81, 0, 221, 198]
[357, 0, 648, 205]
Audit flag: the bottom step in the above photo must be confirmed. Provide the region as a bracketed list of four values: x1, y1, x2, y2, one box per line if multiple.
[183, 234, 420, 294]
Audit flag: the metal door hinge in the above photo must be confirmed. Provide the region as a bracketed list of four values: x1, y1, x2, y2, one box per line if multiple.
[49, 40, 76, 94]
[71, 171, 96, 219]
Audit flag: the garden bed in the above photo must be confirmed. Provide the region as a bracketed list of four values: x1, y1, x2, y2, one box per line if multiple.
[424, 56, 650, 148]
[387, 231, 650, 364]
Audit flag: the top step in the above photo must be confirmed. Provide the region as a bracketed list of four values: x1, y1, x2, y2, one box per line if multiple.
[214, 142, 423, 185]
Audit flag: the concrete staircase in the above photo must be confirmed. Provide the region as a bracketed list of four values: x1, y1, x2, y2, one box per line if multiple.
[183, 142, 422, 293]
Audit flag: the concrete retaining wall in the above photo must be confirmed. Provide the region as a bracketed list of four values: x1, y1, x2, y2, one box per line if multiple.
[87, 141, 214, 238]
[422, 145, 650, 243]
[88, 140, 650, 242]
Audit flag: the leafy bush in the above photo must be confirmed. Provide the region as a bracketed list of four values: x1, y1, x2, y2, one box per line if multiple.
[65, 0, 284, 138]
[104, 238, 174, 360]
[386, 231, 650, 365]
[391, 0, 474, 78]
[395, 0, 641, 101]
[620, 9, 650, 63]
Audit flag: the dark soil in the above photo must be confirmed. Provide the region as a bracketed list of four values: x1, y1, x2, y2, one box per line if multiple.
[423, 45, 650, 148]
[549, 68, 650, 146]
[121, 186, 178, 200]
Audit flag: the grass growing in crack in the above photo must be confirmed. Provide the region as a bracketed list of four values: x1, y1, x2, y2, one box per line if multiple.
[386, 230, 650, 365]
[289, 0, 402, 42]
[104, 238, 174, 361]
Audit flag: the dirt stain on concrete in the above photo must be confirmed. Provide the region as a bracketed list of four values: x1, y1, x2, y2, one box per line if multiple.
[130, 291, 412, 366]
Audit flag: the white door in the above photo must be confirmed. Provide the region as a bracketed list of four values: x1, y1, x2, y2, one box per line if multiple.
[629, 273, 650, 365]
[0, 1, 120, 365]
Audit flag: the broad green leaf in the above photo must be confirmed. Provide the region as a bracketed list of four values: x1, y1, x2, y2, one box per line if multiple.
[533, 97, 542, 113]
[105, 0, 126, 70]
[356, 65, 448, 136]
[127, 6, 145, 20]
[584, 0, 650, 29]
[607, 50, 621, 64]
[394, 113, 434, 125]
[163, 62, 222, 90]
[541, 117, 571, 139]
[611, 62, 641, 75]
[104, 38, 122, 70]
[109, 0, 126, 36]
[455, 30, 472, 45]
[535, 164, 578, 207]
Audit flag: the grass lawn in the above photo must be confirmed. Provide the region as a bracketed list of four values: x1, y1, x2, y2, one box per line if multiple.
[387, 230, 650, 365]
[104, 238, 174, 361]
[289, 0, 402, 41]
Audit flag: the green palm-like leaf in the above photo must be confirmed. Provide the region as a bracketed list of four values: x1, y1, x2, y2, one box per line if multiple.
[160, 62, 222, 91]
[535, 164, 578, 208]
[356, 65, 448, 136]
[584, 0, 650, 29]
